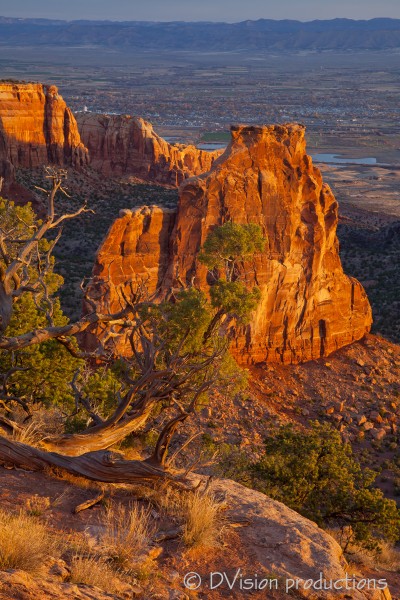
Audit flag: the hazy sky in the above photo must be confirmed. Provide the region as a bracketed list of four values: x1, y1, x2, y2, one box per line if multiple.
[1, 0, 400, 22]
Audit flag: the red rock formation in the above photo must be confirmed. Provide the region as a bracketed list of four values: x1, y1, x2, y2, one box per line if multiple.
[83, 205, 176, 351]
[76, 112, 221, 185]
[85, 124, 372, 365]
[0, 82, 88, 190]
[0, 84, 219, 195]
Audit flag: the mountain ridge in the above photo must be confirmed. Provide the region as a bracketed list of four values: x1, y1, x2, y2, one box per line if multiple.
[2, 17, 400, 51]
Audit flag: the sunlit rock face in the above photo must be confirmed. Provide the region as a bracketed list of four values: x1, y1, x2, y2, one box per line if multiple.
[0, 83, 218, 192]
[76, 112, 222, 185]
[0, 82, 88, 187]
[85, 124, 372, 365]
[81, 205, 177, 353]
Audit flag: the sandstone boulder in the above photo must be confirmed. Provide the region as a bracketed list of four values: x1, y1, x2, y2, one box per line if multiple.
[206, 477, 391, 599]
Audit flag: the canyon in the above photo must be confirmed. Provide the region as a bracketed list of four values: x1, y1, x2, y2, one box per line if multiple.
[0, 66, 398, 600]
[86, 123, 372, 364]
[0, 81, 373, 364]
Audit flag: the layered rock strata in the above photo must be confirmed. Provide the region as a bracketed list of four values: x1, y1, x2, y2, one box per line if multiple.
[76, 112, 222, 185]
[85, 124, 372, 364]
[0, 83, 220, 193]
[0, 82, 88, 188]
[84, 205, 176, 351]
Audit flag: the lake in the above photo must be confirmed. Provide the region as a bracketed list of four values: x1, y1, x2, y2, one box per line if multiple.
[311, 153, 378, 165]
[197, 142, 227, 151]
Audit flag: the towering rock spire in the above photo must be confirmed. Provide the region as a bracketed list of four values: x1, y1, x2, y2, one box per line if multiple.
[85, 123, 372, 364]
[166, 124, 372, 363]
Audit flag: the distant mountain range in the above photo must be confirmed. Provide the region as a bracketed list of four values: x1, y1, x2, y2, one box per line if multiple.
[1, 17, 400, 51]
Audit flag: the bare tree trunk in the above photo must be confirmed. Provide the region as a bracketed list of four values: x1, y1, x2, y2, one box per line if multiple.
[0, 306, 134, 351]
[43, 405, 154, 456]
[0, 434, 170, 483]
[0, 282, 12, 335]
[0, 415, 23, 436]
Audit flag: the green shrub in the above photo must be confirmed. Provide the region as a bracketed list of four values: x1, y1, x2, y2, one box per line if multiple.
[0, 200, 81, 409]
[251, 422, 400, 552]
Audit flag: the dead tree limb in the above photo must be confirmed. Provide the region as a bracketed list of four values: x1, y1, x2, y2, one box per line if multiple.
[0, 401, 193, 486]
[0, 434, 171, 484]
[0, 168, 91, 334]
[73, 491, 105, 514]
[0, 415, 23, 436]
[0, 306, 135, 351]
[42, 403, 154, 455]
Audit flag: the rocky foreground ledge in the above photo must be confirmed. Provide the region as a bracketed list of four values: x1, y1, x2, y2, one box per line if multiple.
[0, 468, 392, 600]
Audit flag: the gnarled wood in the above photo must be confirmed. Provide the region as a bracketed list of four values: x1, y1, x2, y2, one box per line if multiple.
[0, 415, 23, 436]
[0, 434, 171, 483]
[0, 282, 12, 335]
[42, 344, 218, 456]
[73, 491, 105, 514]
[0, 306, 134, 351]
[42, 403, 154, 456]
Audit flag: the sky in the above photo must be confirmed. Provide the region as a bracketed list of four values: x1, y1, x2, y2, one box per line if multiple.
[1, 0, 400, 22]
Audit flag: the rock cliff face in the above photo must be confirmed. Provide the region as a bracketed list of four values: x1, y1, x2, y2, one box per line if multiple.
[84, 205, 176, 350]
[0, 84, 220, 193]
[0, 82, 88, 188]
[166, 124, 372, 363]
[85, 124, 372, 365]
[76, 112, 221, 185]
